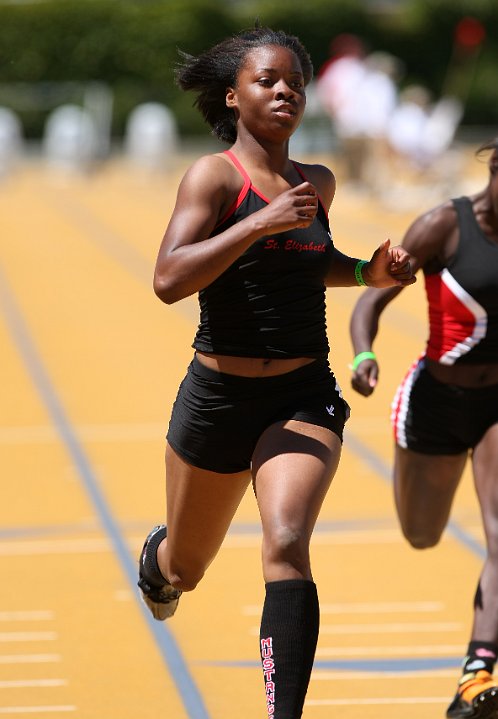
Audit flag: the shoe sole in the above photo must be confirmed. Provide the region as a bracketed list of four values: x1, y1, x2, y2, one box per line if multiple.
[140, 591, 180, 621]
[472, 688, 498, 719]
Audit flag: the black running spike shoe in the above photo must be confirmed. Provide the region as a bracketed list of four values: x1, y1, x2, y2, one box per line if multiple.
[137, 525, 181, 620]
[447, 671, 498, 719]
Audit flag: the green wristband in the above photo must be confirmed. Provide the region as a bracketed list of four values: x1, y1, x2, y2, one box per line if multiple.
[355, 260, 368, 286]
[351, 351, 377, 371]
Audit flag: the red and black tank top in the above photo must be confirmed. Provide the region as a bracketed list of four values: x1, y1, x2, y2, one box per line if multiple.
[425, 196, 498, 365]
[192, 150, 334, 358]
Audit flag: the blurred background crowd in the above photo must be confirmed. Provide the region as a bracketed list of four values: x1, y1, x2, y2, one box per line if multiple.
[0, 0, 496, 206]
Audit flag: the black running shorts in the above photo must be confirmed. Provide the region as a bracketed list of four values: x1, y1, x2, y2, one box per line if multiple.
[166, 354, 350, 473]
[391, 356, 498, 455]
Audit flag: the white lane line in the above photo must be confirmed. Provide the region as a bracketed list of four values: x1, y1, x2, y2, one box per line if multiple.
[0, 680, 66, 688]
[0, 539, 111, 556]
[320, 622, 462, 634]
[0, 531, 404, 556]
[251, 622, 461, 636]
[0, 656, 60, 664]
[243, 600, 445, 615]
[309, 530, 404, 545]
[224, 530, 403, 548]
[305, 697, 449, 706]
[311, 670, 457, 679]
[0, 634, 57, 643]
[0, 613, 54, 622]
[0, 426, 59, 444]
[0, 707, 75, 714]
[320, 601, 445, 614]
[0, 422, 165, 444]
[315, 644, 464, 657]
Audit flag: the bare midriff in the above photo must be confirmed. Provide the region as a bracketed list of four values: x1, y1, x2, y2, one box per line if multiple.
[426, 357, 498, 388]
[196, 351, 316, 377]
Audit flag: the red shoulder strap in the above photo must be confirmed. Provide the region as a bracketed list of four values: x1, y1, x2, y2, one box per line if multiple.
[224, 149, 252, 186]
[216, 150, 252, 225]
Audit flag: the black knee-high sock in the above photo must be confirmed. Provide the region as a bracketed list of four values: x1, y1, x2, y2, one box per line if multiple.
[259, 579, 319, 719]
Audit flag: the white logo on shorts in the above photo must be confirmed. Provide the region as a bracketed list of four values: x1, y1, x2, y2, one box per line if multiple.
[325, 404, 335, 416]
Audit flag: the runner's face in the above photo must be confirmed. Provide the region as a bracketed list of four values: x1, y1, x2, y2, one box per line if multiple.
[226, 45, 306, 141]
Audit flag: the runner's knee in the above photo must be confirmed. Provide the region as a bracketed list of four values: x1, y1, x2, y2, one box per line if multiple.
[400, 522, 442, 549]
[263, 525, 310, 574]
[167, 563, 205, 592]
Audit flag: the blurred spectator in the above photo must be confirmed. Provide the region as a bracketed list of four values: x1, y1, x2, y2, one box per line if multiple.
[358, 51, 401, 188]
[316, 34, 369, 183]
[362, 52, 400, 140]
[0, 107, 23, 179]
[316, 36, 401, 188]
[387, 86, 463, 169]
[372, 87, 464, 211]
[316, 33, 367, 115]
[386, 85, 432, 165]
[422, 96, 463, 161]
[124, 102, 178, 172]
[43, 104, 99, 173]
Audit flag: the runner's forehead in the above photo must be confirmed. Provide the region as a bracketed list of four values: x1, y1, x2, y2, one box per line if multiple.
[241, 45, 303, 75]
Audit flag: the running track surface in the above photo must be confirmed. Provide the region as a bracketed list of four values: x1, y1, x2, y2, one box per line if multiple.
[0, 150, 489, 718]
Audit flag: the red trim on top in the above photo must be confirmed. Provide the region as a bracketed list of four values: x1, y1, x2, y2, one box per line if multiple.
[224, 149, 250, 184]
[217, 150, 252, 225]
[425, 273, 481, 362]
[251, 186, 271, 203]
[220, 151, 328, 220]
[391, 354, 424, 447]
[224, 150, 271, 203]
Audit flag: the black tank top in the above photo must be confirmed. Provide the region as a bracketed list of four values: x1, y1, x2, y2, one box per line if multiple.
[192, 150, 334, 358]
[425, 196, 498, 364]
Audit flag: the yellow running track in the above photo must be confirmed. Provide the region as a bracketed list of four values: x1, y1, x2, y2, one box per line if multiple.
[0, 151, 490, 718]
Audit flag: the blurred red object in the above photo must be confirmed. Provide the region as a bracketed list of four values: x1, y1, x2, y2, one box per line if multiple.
[454, 17, 486, 51]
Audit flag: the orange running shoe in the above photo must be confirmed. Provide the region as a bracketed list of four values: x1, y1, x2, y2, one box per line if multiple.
[447, 671, 498, 719]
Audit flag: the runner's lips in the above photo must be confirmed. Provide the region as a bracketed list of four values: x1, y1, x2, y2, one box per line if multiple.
[273, 104, 296, 116]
